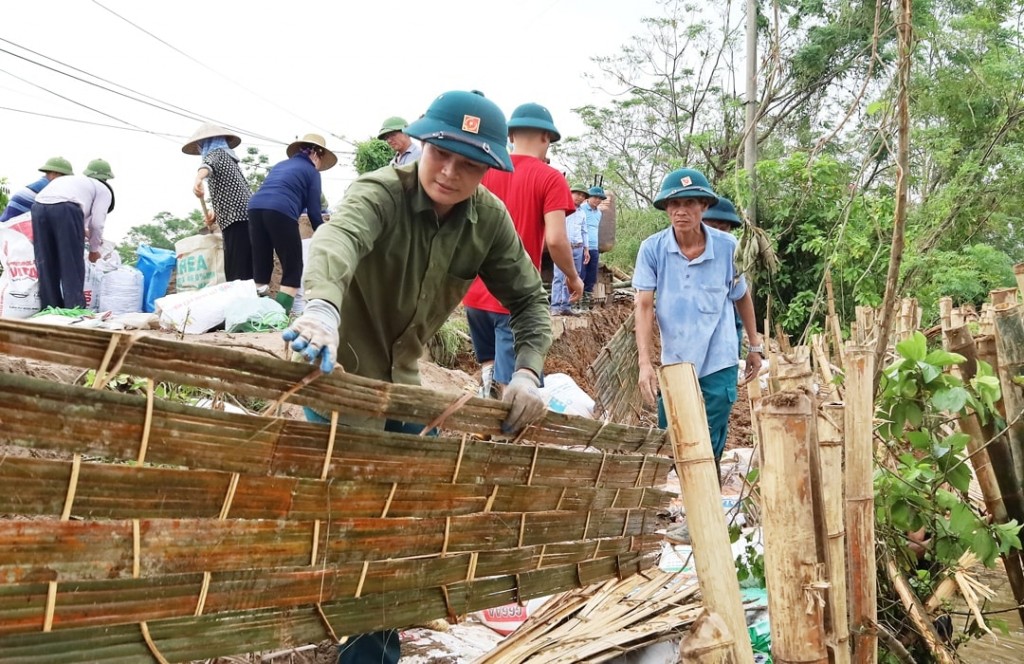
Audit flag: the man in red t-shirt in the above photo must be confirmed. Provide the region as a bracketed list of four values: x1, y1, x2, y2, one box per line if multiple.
[463, 102, 582, 397]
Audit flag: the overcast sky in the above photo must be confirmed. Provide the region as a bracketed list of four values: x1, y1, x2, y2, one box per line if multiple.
[0, 0, 667, 243]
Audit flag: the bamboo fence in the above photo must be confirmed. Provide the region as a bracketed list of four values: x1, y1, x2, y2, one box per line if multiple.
[0, 320, 676, 662]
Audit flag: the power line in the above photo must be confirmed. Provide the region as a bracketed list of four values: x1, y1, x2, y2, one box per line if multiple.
[0, 37, 286, 146]
[90, 0, 338, 139]
[0, 104, 187, 138]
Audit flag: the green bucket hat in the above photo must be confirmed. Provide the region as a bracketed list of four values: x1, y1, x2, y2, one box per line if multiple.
[570, 183, 589, 195]
[83, 158, 114, 181]
[507, 102, 561, 142]
[376, 116, 408, 139]
[653, 168, 718, 210]
[703, 197, 743, 228]
[405, 91, 513, 172]
[38, 156, 73, 176]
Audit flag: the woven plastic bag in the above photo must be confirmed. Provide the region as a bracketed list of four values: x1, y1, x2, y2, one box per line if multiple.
[224, 297, 289, 333]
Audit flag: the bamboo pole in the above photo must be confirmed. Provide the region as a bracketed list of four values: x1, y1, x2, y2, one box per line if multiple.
[818, 403, 851, 664]
[844, 344, 877, 664]
[992, 303, 1024, 486]
[659, 363, 754, 664]
[824, 268, 846, 370]
[948, 325, 1024, 627]
[884, 558, 956, 664]
[991, 287, 1018, 308]
[757, 390, 828, 664]
[854, 307, 875, 346]
[1015, 264, 1024, 296]
[679, 610, 737, 664]
[938, 298, 953, 334]
[775, 346, 813, 393]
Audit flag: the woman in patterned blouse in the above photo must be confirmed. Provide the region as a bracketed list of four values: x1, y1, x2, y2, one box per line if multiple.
[182, 123, 253, 282]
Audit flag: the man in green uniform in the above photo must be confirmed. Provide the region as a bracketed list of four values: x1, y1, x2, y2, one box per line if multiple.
[284, 92, 552, 662]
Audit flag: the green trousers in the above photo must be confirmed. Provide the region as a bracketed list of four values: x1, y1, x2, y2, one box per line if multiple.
[657, 364, 738, 460]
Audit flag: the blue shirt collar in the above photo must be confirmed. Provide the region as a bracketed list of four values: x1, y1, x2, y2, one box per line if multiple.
[665, 224, 716, 264]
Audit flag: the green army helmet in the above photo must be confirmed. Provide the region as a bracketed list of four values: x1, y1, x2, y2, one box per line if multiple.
[38, 156, 73, 176]
[83, 158, 115, 181]
[587, 186, 607, 200]
[570, 183, 589, 195]
[405, 91, 513, 172]
[376, 116, 408, 140]
[653, 168, 717, 210]
[703, 197, 743, 228]
[507, 102, 561, 142]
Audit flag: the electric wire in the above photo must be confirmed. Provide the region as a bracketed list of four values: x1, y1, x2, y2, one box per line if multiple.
[0, 37, 286, 146]
[0, 104, 188, 138]
[90, 0, 338, 139]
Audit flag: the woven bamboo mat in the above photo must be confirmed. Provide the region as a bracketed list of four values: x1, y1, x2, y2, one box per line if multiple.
[0, 320, 673, 662]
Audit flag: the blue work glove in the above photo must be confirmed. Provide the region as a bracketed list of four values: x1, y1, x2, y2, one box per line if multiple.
[282, 299, 341, 373]
[502, 369, 546, 434]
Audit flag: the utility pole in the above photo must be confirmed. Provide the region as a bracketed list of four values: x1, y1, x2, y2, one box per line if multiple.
[744, 0, 759, 227]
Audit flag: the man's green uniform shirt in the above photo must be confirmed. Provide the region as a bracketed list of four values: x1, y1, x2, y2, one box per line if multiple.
[305, 163, 552, 386]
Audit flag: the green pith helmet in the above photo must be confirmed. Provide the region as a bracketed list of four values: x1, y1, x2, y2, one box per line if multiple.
[570, 183, 589, 195]
[653, 168, 717, 210]
[38, 156, 73, 176]
[587, 186, 607, 200]
[703, 197, 743, 227]
[376, 116, 408, 139]
[83, 158, 114, 181]
[507, 102, 561, 142]
[404, 91, 513, 172]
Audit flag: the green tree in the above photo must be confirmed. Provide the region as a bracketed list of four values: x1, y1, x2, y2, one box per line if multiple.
[241, 147, 271, 192]
[0, 176, 9, 211]
[116, 210, 205, 264]
[354, 138, 393, 175]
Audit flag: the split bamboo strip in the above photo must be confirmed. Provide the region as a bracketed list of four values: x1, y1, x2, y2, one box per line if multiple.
[0, 553, 654, 663]
[824, 268, 846, 370]
[1015, 263, 1024, 296]
[0, 509, 660, 584]
[854, 306, 876, 346]
[0, 456, 671, 522]
[884, 558, 956, 664]
[992, 303, 1024, 485]
[758, 391, 828, 664]
[480, 570, 702, 663]
[0, 320, 668, 455]
[844, 344, 877, 664]
[659, 363, 754, 664]
[817, 402, 851, 664]
[812, 333, 841, 400]
[0, 537, 658, 635]
[587, 313, 643, 425]
[0, 374, 672, 490]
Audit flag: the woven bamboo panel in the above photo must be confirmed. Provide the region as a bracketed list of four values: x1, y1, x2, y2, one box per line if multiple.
[0, 320, 672, 662]
[588, 313, 645, 425]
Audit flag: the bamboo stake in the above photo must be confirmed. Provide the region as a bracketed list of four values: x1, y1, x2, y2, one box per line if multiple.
[679, 610, 736, 664]
[1015, 264, 1024, 296]
[991, 287, 1018, 308]
[757, 390, 828, 664]
[844, 344, 877, 664]
[854, 307, 875, 346]
[947, 325, 1024, 627]
[884, 558, 955, 664]
[992, 303, 1024, 485]
[659, 363, 754, 664]
[775, 346, 813, 393]
[824, 268, 846, 370]
[818, 403, 851, 664]
[938, 297, 953, 335]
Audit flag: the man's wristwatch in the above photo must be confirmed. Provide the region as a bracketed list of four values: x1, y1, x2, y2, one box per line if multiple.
[748, 344, 764, 356]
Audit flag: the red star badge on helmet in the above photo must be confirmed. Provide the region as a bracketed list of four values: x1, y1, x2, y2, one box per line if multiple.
[681, 176, 692, 186]
[462, 115, 481, 134]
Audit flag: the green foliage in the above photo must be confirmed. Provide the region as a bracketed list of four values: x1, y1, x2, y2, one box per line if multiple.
[428, 316, 471, 369]
[875, 332, 1021, 572]
[0, 176, 9, 211]
[600, 208, 666, 273]
[116, 210, 205, 265]
[241, 147, 271, 192]
[354, 139, 393, 175]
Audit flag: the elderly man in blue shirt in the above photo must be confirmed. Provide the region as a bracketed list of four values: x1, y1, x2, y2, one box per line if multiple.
[634, 168, 763, 480]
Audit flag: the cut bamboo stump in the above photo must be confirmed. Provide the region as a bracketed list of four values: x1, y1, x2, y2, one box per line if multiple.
[885, 558, 955, 664]
[818, 403, 851, 664]
[757, 390, 828, 664]
[992, 303, 1024, 487]
[844, 344, 877, 664]
[660, 363, 754, 664]
[679, 610, 737, 664]
[775, 346, 813, 393]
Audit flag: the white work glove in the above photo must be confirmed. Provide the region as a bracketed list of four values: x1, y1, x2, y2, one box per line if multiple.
[502, 369, 546, 434]
[282, 299, 341, 373]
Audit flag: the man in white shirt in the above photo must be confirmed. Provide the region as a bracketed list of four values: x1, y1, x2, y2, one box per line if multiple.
[31, 159, 115, 309]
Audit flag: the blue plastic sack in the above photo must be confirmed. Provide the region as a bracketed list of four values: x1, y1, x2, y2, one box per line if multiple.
[136, 244, 177, 313]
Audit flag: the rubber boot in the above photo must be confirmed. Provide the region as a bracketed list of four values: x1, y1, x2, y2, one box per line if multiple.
[275, 291, 295, 315]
